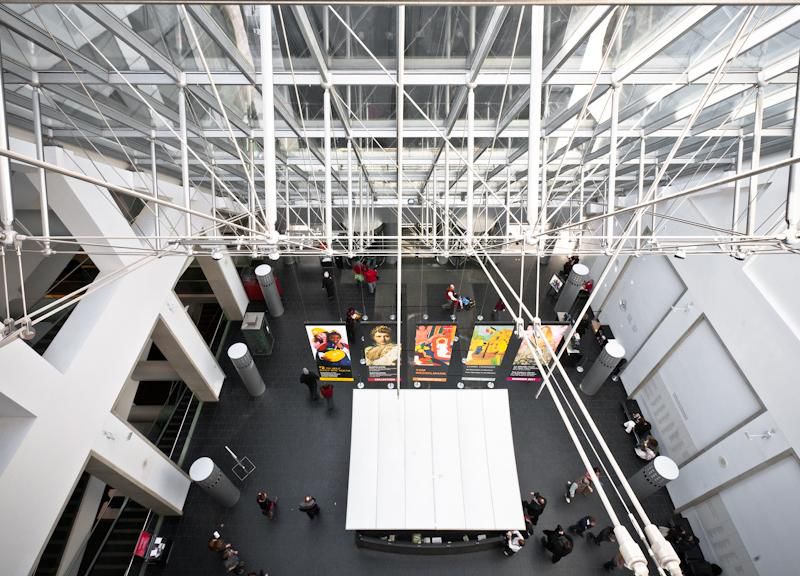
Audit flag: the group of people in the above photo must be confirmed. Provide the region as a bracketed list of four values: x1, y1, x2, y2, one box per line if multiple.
[624, 412, 660, 461]
[445, 283, 475, 312]
[352, 259, 379, 294]
[299, 367, 335, 410]
[208, 534, 265, 575]
[501, 466, 638, 571]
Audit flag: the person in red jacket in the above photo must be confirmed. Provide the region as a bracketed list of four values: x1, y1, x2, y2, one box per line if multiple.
[320, 382, 334, 411]
[364, 267, 378, 295]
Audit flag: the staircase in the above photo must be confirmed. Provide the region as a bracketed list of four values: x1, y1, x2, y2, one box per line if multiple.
[79, 501, 149, 576]
[34, 474, 90, 576]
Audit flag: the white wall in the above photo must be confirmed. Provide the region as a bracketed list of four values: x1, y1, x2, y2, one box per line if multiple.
[586, 148, 800, 576]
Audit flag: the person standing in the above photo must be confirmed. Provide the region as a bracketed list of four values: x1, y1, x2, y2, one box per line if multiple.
[587, 525, 617, 546]
[522, 492, 547, 526]
[604, 552, 627, 572]
[541, 525, 573, 564]
[565, 466, 602, 503]
[256, 491, 278, 520]
[364, 266, 378, 295]
[502, 530, 525, 557]
[345, 307, 361, 342]
[568, 515, 596, 537]
[491, 298, 506, 320]
[299, 495, 320, 519]
[322, 271, 335, 301]
[320, 382, 334, 411]
[300, 368, 319, 401]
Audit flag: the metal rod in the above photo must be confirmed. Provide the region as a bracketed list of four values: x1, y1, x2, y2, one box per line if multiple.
[284, 164, 290, 228]
[32, 83, 51, 255]
[733, 131, 744, 233]
[786, 53, 800, 243]
[432, 166, 438, 250]
[179, 80, 191, 240]
[466, 85, 475, 244]
[444, 141, 450, 254]
[347, 140, 353, 254]
[396, 4, 405, 394]
[527, 6, 544, 232]
[0, 47, 14, 244]
[578, 166, 584, 250]
[150, 132, 160, 250]
[635, 134, 644, 252]
[323, 85, 333, 252]
[747, 85, 764, 235]
[608, 84, 620, 248]
[261, 5, 277, 238]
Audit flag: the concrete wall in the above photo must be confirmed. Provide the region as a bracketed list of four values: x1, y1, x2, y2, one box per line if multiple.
[585, 149, 800, 576]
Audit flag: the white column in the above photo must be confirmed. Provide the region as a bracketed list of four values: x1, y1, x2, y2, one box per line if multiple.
[0, 52, 14, 243]
[787, 52, 800, 244]
[396, 4, 405, 390]
[150, 132, 161, 250]
[527, 6, 544, 233]
[179, 78, 191, 240]
[261, 5, 277, 238]
[347, 140, 353, 254]
[733, 130, 744, 233]
[151, 292, 225, 402]
[196, 255, 248, 321]
[607, 84, 620, 248]
[466, 84, 475, 245]
[32, 81, 51, 255]
[636, 134, 645, 252]
[444, 142, 450, 254]
[323, 86, 333, 252]
[746, 85, 764, 236]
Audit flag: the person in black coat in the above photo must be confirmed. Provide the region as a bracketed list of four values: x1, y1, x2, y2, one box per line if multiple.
[322, 271, 335, 301]
[300, 367, 319, 401]
[542, 525, 574, 564]
[588, 525, 617, 546]
[568, 515, 597, 537]
[522, 492, 547, 525]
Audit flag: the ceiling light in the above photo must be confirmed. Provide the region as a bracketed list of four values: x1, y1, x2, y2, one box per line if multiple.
[731, 249, 747, 261]
[268, 251, 280, 261]
[673, 248, 686, 260]
[211, 249, 224, 261]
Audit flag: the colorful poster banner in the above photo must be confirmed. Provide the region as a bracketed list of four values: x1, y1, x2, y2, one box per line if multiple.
[463, 324, 515, 382]
[360, 323, 401, 383]
[507, 324, 571, 382]
[305, 324, 354, 381]
[413, 324, 457, 383]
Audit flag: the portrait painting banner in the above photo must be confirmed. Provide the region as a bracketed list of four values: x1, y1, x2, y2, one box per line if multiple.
[413, 324, 457, 383]
[463, 324, 514, 382]
[305, 324, 354, 381]
[360, 322, 401, 383]
[507, 324, 570, 382]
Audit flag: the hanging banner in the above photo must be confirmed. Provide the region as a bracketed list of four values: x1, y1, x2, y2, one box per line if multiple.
[507, 324, 571, 382]
[463, 324, 515, 382]
[305, 324, 354, 381]
[413, 324, 457, 383]
[360, 323, 401, 383]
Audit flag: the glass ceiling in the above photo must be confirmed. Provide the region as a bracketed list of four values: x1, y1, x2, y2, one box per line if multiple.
[0, 3, 797, 204]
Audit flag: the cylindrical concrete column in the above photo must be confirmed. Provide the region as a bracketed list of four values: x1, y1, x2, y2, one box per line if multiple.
[254, 264, 284, 317]
[189, 457, 240, 507]
[580, 340, 625, 396]
[627, 455, 679, 500]
[227, 342, 266, 397]
[555, 263, 589, 313]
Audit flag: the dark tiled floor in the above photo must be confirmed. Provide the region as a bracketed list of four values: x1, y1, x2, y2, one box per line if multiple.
[152, 256, 673, 576]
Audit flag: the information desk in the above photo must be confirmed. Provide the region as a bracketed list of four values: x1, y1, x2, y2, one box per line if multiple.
[356, 531, 505, 555]
[346, 389, 525, 532]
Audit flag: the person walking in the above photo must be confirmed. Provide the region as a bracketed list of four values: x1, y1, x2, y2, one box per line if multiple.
[565, 466, 602, 503]
[300, 368, 319, 401]
[345, 307, 362, 342]
[568, 515, 596, 538]
[320, 382, 334, 411]
[502, 530, 525, 557]
[541, 525, 573, 564]
[604, 552, 627, 572]
[322, 271, 335, 301]
[522, 492, 547, 526]
[299, 495, 320, 519]
[352, 259, 365, 285]
[587, 525, 617, 546]
[364, 266, 378, 295]
[256, 491, 278, 520]
[491, 298, 506, 320]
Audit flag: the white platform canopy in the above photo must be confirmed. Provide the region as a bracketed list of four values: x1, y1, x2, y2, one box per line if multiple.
[346, 389, 524, 531]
